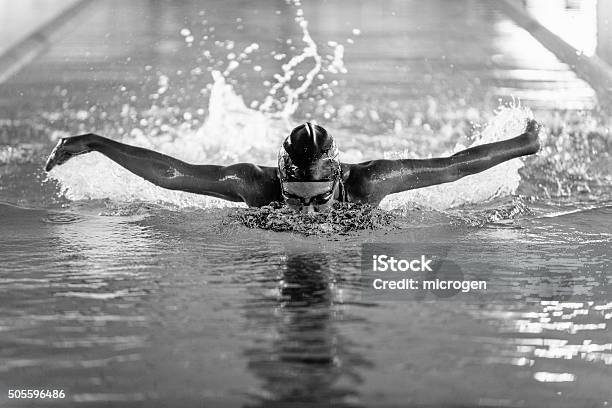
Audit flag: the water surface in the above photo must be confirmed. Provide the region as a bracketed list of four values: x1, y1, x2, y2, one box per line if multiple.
[0, 0, 611, 407]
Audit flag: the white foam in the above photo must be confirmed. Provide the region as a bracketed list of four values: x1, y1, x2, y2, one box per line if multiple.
[47, 4, 531, 211]
[48, 73, 530, 210]
[381, 107, 532, 210]
[48, 73, 282, 208]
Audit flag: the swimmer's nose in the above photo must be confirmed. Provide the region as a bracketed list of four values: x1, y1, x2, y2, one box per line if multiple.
[301, 204, 316, 214]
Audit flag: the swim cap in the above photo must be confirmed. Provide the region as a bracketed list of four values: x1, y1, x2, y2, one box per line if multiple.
[278, 122, 340, 182]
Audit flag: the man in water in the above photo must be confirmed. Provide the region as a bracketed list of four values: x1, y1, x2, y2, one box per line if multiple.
[44, 120, 540, 212]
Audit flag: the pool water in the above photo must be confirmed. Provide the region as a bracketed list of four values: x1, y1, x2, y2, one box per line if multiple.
[1, 0, 611, 406]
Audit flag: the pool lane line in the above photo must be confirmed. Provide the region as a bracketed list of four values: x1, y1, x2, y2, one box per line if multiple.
[497, 0, 612, 109]
[0, 0, 95, 85]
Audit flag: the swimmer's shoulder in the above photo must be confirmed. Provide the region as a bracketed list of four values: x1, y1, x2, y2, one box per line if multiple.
[340, 161, 386, 205]
[219, 163, 282, 206]
[220, 163, 278, 182]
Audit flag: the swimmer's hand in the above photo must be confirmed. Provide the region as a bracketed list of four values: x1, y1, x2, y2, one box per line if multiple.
[524, 119, 541, 154]
[44, 134, 93, 171]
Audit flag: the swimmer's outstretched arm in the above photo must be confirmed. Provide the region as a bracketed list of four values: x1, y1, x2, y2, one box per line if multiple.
[44, 133, 281, 206]
[347, 119, 541, 202]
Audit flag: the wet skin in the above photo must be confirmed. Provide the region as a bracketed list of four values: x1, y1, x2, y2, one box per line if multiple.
[44, 120, 541, 210]
[282, 181, 337, 213]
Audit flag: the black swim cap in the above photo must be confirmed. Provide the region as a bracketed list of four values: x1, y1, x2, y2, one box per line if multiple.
[278, 122, 340, 182]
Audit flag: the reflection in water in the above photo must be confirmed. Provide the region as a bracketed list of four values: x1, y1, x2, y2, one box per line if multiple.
[468, 225, 612, 394]
[245, 252, 367, 407]
[47, 212, 162, 300]
[0, 206, 164, 404]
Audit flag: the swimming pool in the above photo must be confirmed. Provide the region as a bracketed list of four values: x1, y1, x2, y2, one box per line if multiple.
[1, 0, 611, 406]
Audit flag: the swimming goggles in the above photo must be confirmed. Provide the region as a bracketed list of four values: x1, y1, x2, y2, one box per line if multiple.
[282, 179, 338, 207]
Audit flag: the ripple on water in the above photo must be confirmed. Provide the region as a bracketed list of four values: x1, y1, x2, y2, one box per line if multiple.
[41, 212, 85, 224]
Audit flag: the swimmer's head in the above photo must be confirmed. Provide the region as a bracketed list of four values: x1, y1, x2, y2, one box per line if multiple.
[278, 122, 341, 212]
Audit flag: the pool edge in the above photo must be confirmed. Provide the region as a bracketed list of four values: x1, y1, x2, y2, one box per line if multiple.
[0, 0, 95, 85]
[498, 0, 612, 109]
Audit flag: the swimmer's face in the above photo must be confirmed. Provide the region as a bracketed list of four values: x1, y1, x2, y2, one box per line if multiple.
[278, 148, 341, 212]
[282, 180, 338, 213]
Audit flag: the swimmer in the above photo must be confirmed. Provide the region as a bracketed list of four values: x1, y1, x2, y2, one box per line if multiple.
[44, 120, 541, 212]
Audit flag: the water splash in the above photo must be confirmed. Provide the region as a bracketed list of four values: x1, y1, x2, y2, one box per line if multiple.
[381, 106, 533, 210]
[45, 4, 557, 213]
[231, 201, 397, 235]
[47, 64, 534, 211]
[258, 1, 322, 117]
